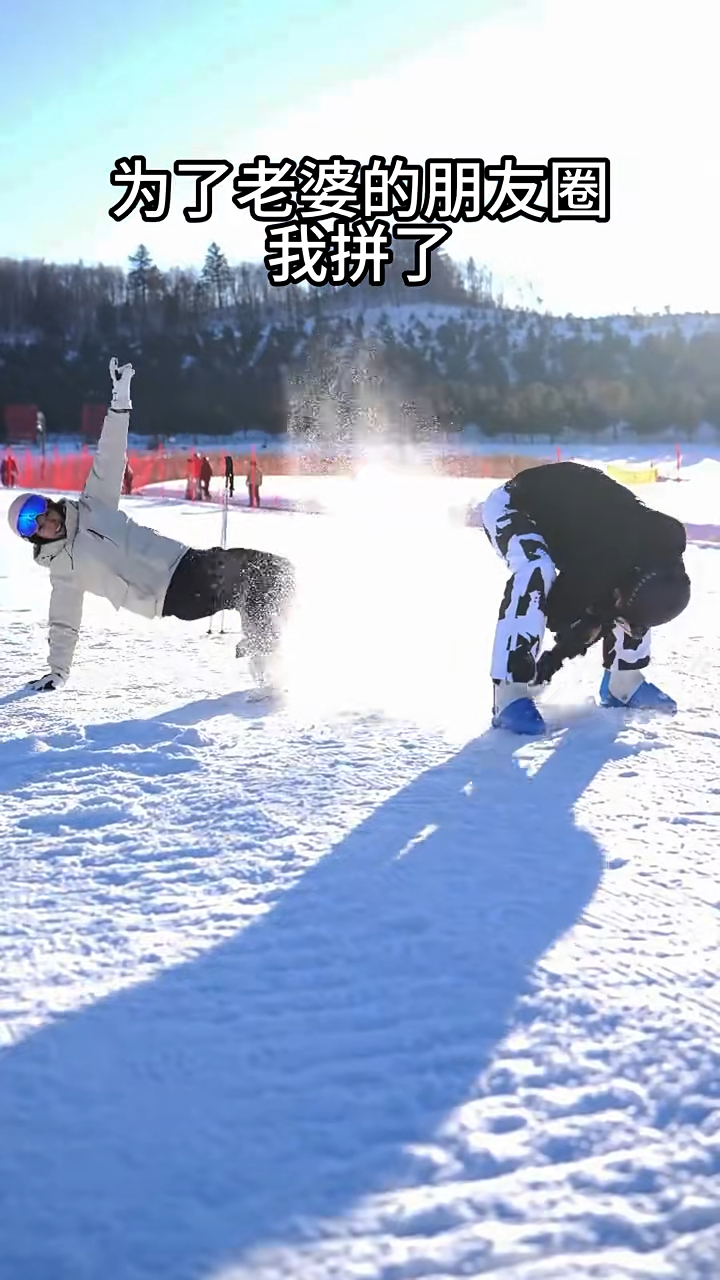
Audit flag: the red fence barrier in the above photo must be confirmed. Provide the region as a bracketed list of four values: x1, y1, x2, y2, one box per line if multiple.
[127, 450, 548, 485]
[3, 447, 550, 494]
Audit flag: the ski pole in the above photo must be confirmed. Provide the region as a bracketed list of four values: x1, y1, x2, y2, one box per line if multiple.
[219, 479, 229, 634]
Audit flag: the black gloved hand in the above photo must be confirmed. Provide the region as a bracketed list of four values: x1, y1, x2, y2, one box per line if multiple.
[534, 646, 566, 686]
[533, 614, 604, 688]
[26, 673, 66, 693]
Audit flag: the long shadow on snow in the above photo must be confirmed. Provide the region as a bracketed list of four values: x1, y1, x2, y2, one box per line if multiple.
[0, 716, 640, 1279]
[0, 691, 275, 790]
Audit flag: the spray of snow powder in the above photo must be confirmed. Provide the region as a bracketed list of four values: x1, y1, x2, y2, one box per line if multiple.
[272, 451, 495, 733]
[265, 348, 501, 730]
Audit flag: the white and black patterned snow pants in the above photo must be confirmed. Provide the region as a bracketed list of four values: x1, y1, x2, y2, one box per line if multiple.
[601, 621, 651, 675]
[482, 482, 652, 683]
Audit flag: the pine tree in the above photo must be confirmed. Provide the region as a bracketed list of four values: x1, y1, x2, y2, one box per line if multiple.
[201, 242, 232, 311]
[465, 256, 479, 304]
[127, 244, 162, 309]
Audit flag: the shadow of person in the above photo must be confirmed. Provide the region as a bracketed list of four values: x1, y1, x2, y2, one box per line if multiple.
[0, 716, 648, 1279]
[0, 691, 277, 790]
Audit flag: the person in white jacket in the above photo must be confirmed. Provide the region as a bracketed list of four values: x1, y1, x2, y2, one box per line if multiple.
[8, 359, 295, 694]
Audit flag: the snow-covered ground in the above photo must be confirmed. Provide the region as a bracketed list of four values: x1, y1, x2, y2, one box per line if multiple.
[0, 467, 718, 1280]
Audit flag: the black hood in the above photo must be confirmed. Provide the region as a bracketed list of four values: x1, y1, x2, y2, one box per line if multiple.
[618, 562, 691, 630]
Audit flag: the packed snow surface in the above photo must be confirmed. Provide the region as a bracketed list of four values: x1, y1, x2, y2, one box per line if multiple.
[0, 461, 718, 1280]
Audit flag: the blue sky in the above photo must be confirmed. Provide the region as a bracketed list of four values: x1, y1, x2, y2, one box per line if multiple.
[0, 0, 502, 264]
[1, 0, 718, 317]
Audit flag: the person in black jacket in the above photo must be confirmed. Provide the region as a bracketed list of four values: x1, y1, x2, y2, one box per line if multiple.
[199, 455, 213, 500]
[481, 461, 691, 734]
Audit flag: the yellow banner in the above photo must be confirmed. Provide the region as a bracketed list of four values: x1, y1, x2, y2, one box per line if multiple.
[606, 463, 658, 485]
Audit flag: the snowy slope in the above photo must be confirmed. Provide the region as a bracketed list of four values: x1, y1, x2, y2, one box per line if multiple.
[0, 479, 718, 1280]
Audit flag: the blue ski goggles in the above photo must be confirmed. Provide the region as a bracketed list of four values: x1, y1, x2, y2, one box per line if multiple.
[15, 494, 49, 538]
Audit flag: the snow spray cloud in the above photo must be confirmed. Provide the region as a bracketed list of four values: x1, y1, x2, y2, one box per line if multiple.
[278, 453, 495, 731]
[274, 329, 498, 728]
[284, 319, 448, 460]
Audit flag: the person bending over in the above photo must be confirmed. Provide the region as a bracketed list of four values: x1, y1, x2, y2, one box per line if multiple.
[481, 461, 690, 735]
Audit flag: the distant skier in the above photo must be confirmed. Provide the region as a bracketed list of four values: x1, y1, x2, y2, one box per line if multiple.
[7, 359, 295, 697]
[184, 454, 197, 500]
[185, 452, 204, 500]
[199, 455, 213, 500]
[224, 454, 234, 496]
[1, 452, 18, 488]
[482, 461, 691, 735]
[246, 460, 263, 508]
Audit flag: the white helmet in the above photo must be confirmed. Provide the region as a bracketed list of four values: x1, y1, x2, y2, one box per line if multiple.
[7, 493, 50, 539]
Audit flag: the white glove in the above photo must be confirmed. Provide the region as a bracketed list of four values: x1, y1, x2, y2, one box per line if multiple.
[109, 357, 135, 411]
[27, 672, 67, 693]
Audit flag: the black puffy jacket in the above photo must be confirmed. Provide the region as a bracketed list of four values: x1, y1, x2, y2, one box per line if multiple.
[507, 462, 687, 633]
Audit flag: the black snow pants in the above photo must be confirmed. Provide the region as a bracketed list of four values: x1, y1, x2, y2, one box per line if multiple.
[162, 547, 295, 653]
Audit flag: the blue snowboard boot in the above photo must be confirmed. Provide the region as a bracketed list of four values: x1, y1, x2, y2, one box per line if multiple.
[492, 683, 546, 735]
[599, 670, 677, 714]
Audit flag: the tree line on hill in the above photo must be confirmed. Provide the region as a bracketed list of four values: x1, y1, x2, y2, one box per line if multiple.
[0, 243, 718, 440]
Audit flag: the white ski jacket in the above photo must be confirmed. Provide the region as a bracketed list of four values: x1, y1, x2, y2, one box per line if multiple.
[34, 409, 188, 681]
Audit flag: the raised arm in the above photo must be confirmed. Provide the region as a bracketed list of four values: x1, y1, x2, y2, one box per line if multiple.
[82, 359, 135, 510]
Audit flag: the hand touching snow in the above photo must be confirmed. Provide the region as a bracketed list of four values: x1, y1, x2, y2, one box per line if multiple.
[26, 672, 67, 693]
